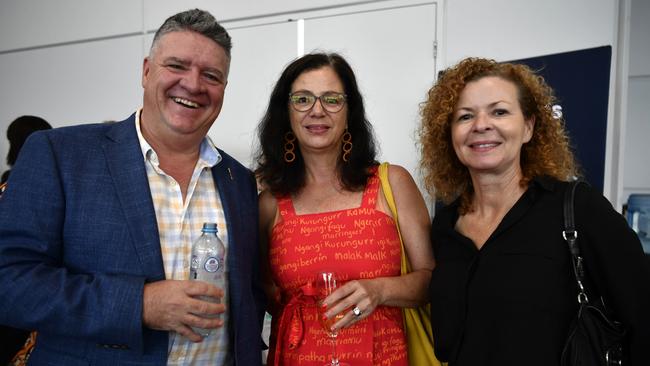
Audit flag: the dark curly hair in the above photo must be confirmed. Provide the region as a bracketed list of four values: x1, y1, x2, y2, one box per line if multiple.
[419, 57, 579, 214]
[255, 53, 378, 195]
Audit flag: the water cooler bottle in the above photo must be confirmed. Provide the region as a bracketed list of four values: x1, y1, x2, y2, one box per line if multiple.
[627, 194, 650, 254]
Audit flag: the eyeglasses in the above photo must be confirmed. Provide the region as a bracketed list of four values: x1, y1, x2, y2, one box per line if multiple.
[288, 91, 347, 113]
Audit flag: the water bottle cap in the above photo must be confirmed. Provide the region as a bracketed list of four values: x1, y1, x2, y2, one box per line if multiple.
[201, 223, 218, 233]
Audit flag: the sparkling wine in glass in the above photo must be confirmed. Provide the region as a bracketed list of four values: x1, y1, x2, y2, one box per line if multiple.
[315, 272, 349, 366]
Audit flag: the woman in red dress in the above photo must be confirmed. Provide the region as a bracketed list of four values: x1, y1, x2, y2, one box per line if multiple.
[255, 53, 434, 366]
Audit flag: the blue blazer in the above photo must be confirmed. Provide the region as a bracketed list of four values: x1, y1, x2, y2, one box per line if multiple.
[0, 115, 265, 365]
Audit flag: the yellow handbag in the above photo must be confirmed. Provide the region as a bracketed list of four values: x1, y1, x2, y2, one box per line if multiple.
[378, 162, 442, 366]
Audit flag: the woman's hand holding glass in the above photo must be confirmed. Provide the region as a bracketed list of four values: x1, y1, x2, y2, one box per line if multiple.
[320, 277, 383, 332]
[315, 272, 349, 366]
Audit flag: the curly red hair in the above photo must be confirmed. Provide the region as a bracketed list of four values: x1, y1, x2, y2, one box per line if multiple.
[419, 57, 579, 213]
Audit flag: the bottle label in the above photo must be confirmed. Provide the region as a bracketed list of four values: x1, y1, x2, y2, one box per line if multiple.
[204, 257, 221, 273]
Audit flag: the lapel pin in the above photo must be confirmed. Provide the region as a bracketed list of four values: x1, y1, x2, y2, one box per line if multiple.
[227, 168, 234, 181]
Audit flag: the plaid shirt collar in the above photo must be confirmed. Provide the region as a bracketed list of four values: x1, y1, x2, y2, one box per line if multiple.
[134, 108, 222, 169]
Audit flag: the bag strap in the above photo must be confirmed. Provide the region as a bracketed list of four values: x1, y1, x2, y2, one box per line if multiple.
[562, 179, 589, 304]
[377, 162, 410, 274]
[563, 180, 582, 257]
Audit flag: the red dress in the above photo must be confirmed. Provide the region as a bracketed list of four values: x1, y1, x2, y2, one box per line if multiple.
[268, 169, 408, 366]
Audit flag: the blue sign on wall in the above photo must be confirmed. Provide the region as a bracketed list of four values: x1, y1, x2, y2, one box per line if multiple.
[510, 46, 612, 192]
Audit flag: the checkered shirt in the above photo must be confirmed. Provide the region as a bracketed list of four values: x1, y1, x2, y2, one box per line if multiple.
[135, 110, 232, 365]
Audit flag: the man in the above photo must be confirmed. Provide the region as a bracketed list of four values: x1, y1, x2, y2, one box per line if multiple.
[0, 9, 265, 365]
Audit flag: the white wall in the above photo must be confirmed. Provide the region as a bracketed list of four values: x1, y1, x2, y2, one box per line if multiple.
[1, 0, 644, 212]
[622, 0, 650, 200]
[444, 0, 617, 65]
[0, 0, 144, 52]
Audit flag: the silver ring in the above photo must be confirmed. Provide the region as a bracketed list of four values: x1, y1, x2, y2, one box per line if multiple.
[352, 306, 362, 318]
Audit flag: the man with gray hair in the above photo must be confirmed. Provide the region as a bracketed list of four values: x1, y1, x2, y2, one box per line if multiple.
[0, 9, 265, 365]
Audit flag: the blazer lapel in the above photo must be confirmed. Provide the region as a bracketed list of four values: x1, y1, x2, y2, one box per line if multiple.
[102, 116, 165, 281]
[211, 162, 244, 312]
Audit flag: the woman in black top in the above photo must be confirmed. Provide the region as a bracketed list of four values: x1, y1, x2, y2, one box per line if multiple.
[1, 115, 52, 184]
[418, 57, 650, 365]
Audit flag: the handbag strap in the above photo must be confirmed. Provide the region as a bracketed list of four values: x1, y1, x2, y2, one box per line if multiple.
[562, 179, 590, 304]
[377, 162, 410, 274]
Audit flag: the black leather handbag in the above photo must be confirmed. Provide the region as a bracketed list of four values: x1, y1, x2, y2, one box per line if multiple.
[560, 180, 627, 366]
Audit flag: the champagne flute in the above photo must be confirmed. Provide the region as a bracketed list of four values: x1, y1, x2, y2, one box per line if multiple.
[315, 272, 349, 366]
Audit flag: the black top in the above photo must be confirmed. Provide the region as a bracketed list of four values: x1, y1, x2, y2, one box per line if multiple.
[429, 176, 650, 365]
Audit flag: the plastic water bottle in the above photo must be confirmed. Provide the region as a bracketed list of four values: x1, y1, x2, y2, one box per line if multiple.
[189, 222, 226, 337]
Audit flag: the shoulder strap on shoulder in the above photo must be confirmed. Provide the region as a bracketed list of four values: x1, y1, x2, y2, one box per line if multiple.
[563, 179, 590, 303]
[378, 162, 398, 219]
[275, 195, 296, 218]
[361, 167, 380, 207]
[378, 162, 410, 274]
[563, 179, 588, 257]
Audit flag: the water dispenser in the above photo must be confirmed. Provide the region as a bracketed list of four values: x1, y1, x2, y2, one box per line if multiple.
[626, 194, 650, 254]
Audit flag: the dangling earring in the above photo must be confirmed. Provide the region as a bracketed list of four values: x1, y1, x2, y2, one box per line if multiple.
[342, 129, 352, 163]
[284, 132, 296, 163]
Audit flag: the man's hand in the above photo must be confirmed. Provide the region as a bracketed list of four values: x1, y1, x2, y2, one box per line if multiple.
[142, 280, 226, 342]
